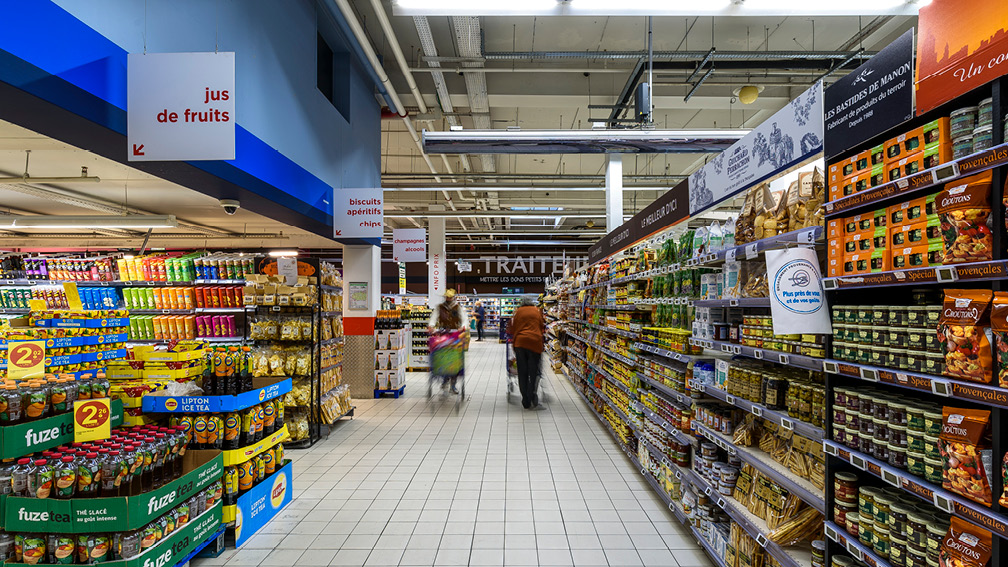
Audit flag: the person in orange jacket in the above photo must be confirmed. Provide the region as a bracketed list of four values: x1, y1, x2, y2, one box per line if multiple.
[507, 297, 546, 409]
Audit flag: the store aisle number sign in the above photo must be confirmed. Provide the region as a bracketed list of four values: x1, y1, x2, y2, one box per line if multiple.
[7, 340, 45, 380]
[73, 398, 112, 443]
[127, 52, 236, 161]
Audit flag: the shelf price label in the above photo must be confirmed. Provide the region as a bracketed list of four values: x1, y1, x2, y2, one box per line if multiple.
[74, 398, 112, 443]
[726, 249, 737, 262]
[745, 244, 759, 260]
[8, 340, 45, 381]
[797, 228, 817, 244]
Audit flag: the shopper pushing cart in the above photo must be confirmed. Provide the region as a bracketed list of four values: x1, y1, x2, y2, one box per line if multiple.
[428, 289, 468, 396]
[506, 297, 546, 410]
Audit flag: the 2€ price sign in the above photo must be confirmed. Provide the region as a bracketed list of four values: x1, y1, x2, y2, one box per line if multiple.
[74, 399, 112, 443]
[8, 340, 45, 381]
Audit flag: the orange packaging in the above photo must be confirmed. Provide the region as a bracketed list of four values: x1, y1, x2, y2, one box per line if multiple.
[172, 316, 185, 340]
[854, 150, 871, 175]
[993, 293, 1008, 388]
[194, 287, 205, 308]
[828, 160, 850, 186]
[936, 171, 994, 264]
[227, 287, 240, 307]
[842, 252, 870, 276]
[194, 415, 209, 447]
[853, 172, 871, 194]
[840, 176, 858, 197]
[827, 219, 842, 239]
[828, 237, 843, 262]
[922, 117, 951, 149]
[829, 180, 842, 201]
[870, 248, 889, 272]
[872, 227, 888, 252]
[843, 233, 873, 256]
[826, 255, 841, 277]
[869, 163, 887, 188]
[922, 140, 952, 170]
[210, 287, 222, 308]
[152, 316, 164, 340]
[164, 288, 177, 310]
[843, 213, 873, 235]
[938, 289, 994, 385]
[888, 154, 925, 183]
[222, 287, 233, 308]
[182, 287, 194, 310]
[884, 127, 924, 163]
[939, 517, 992, 567]
[184, 316, 196, 339]
[836, 155, 860, 179]
[152, 287, 164, 310]
[939, 408, 993, 506]
[891, 242, 942, 270]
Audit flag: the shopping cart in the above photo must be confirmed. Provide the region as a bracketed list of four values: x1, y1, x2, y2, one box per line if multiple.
[428, 329, 466, 401]
[505, 337, 519, 401]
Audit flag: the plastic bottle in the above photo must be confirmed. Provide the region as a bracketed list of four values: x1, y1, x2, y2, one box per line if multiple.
[262, 401, 276, 436]
[77, 452, 100, 498]
[241, 346, 253, 393]
[0, 384, 23, 424]
[153, 433, 169, 488]
[53, 456, 76, 499]
[276, 397, 284, 431]
[100, 451, 122, 497]
[223, 466, 238, 506]
[173, 425, 188, 479]
[29, 458, 53, 499]
[223, 412, 240, 450]
[10, 458, 32, 497]
[0, 532, 14, 563]
[47, 533, 75, 564]
[119, 445, 140, 496]
[254, 404, 264, 442]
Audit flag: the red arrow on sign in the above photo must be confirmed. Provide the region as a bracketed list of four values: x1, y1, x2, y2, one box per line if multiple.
[132, 144, 145, 156]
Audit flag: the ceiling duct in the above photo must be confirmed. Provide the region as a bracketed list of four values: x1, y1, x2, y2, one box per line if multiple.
[450, 16, 496, 174]
[422, 128, 746, 154]
[413, 17, 472, 173]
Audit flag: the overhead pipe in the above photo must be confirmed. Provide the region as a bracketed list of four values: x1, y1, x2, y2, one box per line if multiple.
[318, 1, 398, 112]
[368, 0, 427, 115]
[483, 49, 872, 61]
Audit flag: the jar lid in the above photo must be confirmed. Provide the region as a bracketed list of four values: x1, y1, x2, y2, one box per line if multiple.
[890, 502, 914, 514]
[812, 540, 826, 552]
[889, 402, 908, 410]
[926, 522, 947, 535]
[847, 512, 860, 523]
[875, 494, 896, 505]
[872, 416, 889, 424]
[908, 512, 931, 523]
[906, 305, 927, 311]
[924, 433, 939, 440]
[887, 443, 906, 451]
[974, 124, 993, 134]
[951, 106, 978, 116]
[907, 450, 926, 458]
[832, 558, 855, 567]
[923, 409, 942, 418]
[924, 456, 943, 465]
[890, 424, 907, 432]
[979, 97, 993, 105]
[953, 133, 974, 142]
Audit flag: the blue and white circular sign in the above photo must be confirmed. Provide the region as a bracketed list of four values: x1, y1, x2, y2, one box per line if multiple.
[772, 258, 824, 314]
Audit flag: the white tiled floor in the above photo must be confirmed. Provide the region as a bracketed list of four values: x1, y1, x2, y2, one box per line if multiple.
[194, 340, 714, 567]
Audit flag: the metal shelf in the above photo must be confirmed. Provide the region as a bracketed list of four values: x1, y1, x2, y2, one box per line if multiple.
[825, 440, 1008, 541]
[320, 336, 344, 347]
[693, 338, 824, 372]
[635, 341, 695, 363]
[824, 358, 1008, 410]
[685, 226, 822, 267]
[692, 298, 771, 308]
[641, 407, 696, 448]
[823, 259, 1008, 290]
[636, 372, 693, 407]
[587, 362, 636, 399]
[693, 422, 826, 513]
[824, 521, 892, 567]
[703, 385, 824, 443]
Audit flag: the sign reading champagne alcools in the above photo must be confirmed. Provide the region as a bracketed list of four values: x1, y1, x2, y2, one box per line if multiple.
[392, 228, 427, 262]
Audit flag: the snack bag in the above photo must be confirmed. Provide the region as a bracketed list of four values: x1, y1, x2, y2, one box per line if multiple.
[939, 517, 992, 567]
[992, 293, 1008, 388]
[787, 174, 813, 232]
[752, 183, 775, 240]
[937, 171, 993, 264]
[735, 187, 756, 245]
[1000, 452, 1008, 507]
[938, 289, 993, 384]
[940, 407, 993, 506]
[805, 168, 827, 229]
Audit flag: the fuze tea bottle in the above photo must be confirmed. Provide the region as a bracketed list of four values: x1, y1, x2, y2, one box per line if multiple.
[11, 458, 32, 497]
[174, 425, 188, 479]
[29, 459, 53, 499]
[47, 533, 75, 564]
[16, 533, 45, 565]
[53, 456, 76, 499]
[0, 384, 23, 424]
[77, 452, 100, 497]
[119, 444, 140, 496]
[0, 458, 14, 495]
[100, 451, 122, 497]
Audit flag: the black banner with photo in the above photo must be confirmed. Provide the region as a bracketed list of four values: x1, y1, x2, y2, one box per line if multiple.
[587, 180, 688, 264]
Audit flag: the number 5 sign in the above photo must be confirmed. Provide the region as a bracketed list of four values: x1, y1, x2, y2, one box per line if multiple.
[8, 341, 45, 380]
[74, 399, 112, 443]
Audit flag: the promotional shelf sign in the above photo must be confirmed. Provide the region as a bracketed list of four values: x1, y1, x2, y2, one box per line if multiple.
[73, 398, 111, 443]
[689, 83, 823, 215]
[917, 0, 1008, 115]
[825, 29, 915, 159]
[127, 52, 236, 161]
[7, 340, 45, 381]
[766, 248, 831, 335]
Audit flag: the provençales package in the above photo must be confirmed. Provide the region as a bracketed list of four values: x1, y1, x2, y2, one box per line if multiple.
[939, 517, 992, 567]
[937, 289, 993, 384]
[940, 407, 993, 507]
[937, 171, 994, 264]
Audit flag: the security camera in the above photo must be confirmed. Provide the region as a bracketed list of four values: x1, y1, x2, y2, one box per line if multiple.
[219, 199, 241, 215]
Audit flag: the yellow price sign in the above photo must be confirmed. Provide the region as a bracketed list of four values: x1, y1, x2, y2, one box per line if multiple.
[28, 299, 46, 311]
[73, 398, 112, 443]
[8, 340, 46, 380]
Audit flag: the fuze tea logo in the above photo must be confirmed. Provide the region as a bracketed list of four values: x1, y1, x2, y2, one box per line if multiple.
[773, 258, 824, 314]
[147, 490, 177, 516]
[164, 399, 179, 411]
[25, 422, 74, 449]
[17, 508, 71, 523]
[270, 472, 287, 508]
[142, 547, 172, 567]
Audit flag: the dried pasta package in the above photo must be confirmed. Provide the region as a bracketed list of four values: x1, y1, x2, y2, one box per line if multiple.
[992, 292, 1008, 388]
[938, 289, 993, 383]
[295, 349, 311, 375]
[280, 318, 299, 341]
[252, 348, 271, 377]
[940, 407, 993, 506]
[268, 350, 285, 376]
[742, 262, 769, 298]
[249, 316, 274, 340]
[804, 168, 826, 229]
[937, 171, 994, 264]
[752, 183, 775, 240]
[939, 517, 992, 567]
[735, 188, 756, 245]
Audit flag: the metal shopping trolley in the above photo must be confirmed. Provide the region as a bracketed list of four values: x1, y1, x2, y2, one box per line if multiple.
[505, 336, 519, 401]
[428, 329, 466, 401]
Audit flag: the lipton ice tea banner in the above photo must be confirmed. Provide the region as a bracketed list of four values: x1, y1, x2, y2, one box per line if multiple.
[917, 0, 1008, 115]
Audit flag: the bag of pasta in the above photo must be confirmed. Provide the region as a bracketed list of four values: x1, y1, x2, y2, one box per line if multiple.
[940, 517, 992, 567]
[805, 168, 827, 229]
[938, 289, 993, 384]
[992, 292, 1008, 388]
[940, 407, 993, 506]
[937, 171, 993, 264]
[735, 188, 756, 245]
[787, 174, 813, 232]
[751, 183, 775, 240]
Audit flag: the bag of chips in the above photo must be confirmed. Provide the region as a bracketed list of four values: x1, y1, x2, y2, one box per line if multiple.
[940, 517, 992, 567]
[938, 289, 993, 384]
[937, 171, 993, 264]
[940, 407, 993, 506]
[1000, 452, 1008, 507]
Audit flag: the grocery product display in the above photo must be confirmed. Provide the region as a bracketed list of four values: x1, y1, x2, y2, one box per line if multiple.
[374, 310, 406, 398]
[404, 304, 431, 371]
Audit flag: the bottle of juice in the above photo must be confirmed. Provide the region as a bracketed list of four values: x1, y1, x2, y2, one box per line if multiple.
[241, 346, 253, 393]
[47, 533, 75, 564]
[100, 451, 121, 497]
[223, 466, 238, 506]
[223, 412, 240, 450]
[276, 397, 284, 431]
[0, 384, 22, 424]
[29, 459, 53, 499]
[11, 458, 32, 497]
[77, 452, 100, 498]
[53, 456, 76, 499]
[263, 400, 276, 436]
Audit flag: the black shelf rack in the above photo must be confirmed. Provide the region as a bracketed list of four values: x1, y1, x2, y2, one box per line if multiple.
[822, 76, 1008, 567]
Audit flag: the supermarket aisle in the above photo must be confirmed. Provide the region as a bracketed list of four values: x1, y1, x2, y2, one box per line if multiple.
[196, 340, 713, 567]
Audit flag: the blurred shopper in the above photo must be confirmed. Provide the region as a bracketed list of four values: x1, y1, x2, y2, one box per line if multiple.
[507, 297, 546, 409]
[475, 301, 486, 341]
[429, 289, 468, 393]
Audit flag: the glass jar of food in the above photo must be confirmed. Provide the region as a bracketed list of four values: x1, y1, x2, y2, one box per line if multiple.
[834, 472, 859, 505]
[888, 443, 907, 469]
[846, 511, 860, 537]
[907, 405, 926, 432]
[924, 435, 941, 460]
[889, 402, 908, 427]
[907, 451, 926, 477]
[923, 411, 943, 436]
[874, 494, 894, 525]
[907, 513, 929, 549]
[889, 502, 913, 534]
[924, 458, 943, 484]
[890, 425, 908, 449]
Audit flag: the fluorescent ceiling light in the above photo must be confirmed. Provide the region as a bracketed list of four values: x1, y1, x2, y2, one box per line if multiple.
[385, 187, 677, 192]
[11, 215, 178, 229]
[268, 250, 299, 257]
[394, 0, 921, 15]
[423, 129, 748, 155]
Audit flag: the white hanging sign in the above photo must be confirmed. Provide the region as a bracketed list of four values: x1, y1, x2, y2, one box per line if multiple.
[333, 189, 383, 240]
[127, 52, 236, 161]
[765, 248, 832, 335]
[392, 228, 427, 262]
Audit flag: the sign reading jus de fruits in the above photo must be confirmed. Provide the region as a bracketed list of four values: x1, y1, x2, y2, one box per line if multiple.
[127, 52, 236, 161]
[689, 83, 824, 214]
